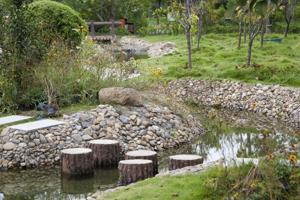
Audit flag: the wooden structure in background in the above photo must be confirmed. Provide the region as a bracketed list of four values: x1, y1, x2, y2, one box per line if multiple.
[87, 18, 134, 43]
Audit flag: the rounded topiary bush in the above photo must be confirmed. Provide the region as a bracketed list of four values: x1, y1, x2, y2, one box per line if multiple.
[24, 0, 87, 55]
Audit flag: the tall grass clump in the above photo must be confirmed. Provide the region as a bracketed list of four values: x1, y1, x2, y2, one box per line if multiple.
[33, 39, 137, 110]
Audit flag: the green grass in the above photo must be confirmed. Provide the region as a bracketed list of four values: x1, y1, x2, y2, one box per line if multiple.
[100, 160, 300, 200]
[138, 33, 300, 86]
[58, 103, 97, 116]
[99, 167, 225, 200]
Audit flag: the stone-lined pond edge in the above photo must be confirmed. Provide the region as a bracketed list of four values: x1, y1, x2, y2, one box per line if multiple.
[0, 103, 203, 170]
[167, 79, 300, 129]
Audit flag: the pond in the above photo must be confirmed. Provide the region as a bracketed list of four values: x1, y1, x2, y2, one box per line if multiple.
[0, 107, 299, 200]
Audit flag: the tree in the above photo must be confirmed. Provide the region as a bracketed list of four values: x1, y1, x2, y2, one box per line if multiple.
[246, 0, 264, 66]
[227, 0, 248, 49]
[153, 7, 167, 25]
[170, 0, 193, 69]
[280, 0, 297, 37]
[260, 0, 277, 47]
[238, 0, 276, 66]
[192, 0, 207, 49]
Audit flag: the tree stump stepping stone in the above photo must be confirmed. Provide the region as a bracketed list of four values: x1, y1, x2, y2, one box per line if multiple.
[125, 150, 158, 175]
[169, 154, 203, 170]
[9, 119, 65, 132]
[86, 139, 121, 168]
[118, 159, 153, 185]
[0, 115, 32, 126]
[61, 148, 94, 176]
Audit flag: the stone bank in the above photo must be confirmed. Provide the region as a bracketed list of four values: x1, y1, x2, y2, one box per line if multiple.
[0, 104, 203, 170]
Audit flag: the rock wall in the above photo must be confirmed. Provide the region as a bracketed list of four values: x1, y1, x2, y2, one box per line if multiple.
[0, 104, 203, 170]
[167, 79, 300, 128]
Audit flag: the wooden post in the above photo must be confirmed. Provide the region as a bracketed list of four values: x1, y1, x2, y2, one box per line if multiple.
[61, 148, 94, 176]
[169, 154, 203, 170]
[125, 150, 158, 175]
[87, 139, 121, 168]
[118, 159, 153, 185]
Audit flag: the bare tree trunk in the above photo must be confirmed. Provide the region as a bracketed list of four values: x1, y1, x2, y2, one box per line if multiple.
[243, 19, 247, 44]
[284, 17, 291, 37]
[260, 20, 266, 48]
[196, 12, 203, 49]
[247, 38, 254, 67]
[186, 27, 192, 69]
[238, 21, 242, 49]
[265, 0, 271, 33]
[284, 2, 294, 38]
[247, 17, 263, 67]
[185, 0, 192, 69]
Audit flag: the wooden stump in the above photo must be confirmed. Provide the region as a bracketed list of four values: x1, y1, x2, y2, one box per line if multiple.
[61, 148, 94, 176]
[125, 150, 158, 175]
[169, 154, 203, 170]
[87, 139, 121, 168]
[118, 159, 153, 185]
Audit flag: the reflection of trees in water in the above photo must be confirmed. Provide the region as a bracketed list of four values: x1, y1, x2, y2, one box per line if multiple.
[2, 107, 299, 199]
[0, 167, 119, 200]
[190, 107, 299, 161]
[0, 168, 61, 200]
[158, 107, 299, 169]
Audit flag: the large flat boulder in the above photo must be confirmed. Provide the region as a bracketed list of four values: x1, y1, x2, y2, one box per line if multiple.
[98, 87, 143, 106]
[0, 115, 32, 126]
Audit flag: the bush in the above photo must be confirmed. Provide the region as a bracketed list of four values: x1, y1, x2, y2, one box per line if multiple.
[33, 39, 137, 108]
[24, 0, 87, 58]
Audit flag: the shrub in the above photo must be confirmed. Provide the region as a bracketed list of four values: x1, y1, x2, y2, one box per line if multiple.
[24, 0, 87, 58]
[33, 39, 137, 108]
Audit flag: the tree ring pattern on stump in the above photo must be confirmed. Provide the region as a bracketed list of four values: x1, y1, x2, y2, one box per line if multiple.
[125, 150, 158, 175]
[61, 148, 92, 155]
[87, 139, 121, 168]
[118, 159, 154, 185]
[61, 148, 94, 176]
[88, 139, 119, 145]
[169, 154, 203, 170]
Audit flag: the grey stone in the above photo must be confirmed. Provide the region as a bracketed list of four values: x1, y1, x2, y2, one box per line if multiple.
[0, 115, 32, 126]
[98, 87, 143, 106]
[120, 115, 129, 124]
[33, 139, 40, 145]
[82, 134, 93, 141]
[28, 142, 35, 147]
[10, 119, 65, 132]
[3, 142, 16, 150]
[2, 136, 10, 143]
[40, 135, 47, 143]
[72, 134, 82, 142]
[19, 143, 27, 148]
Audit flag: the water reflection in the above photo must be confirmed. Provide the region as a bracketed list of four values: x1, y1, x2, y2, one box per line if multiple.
[0, 168, 119, 200]
[0, 107, 299, 199]
[159, 107, 299, 168]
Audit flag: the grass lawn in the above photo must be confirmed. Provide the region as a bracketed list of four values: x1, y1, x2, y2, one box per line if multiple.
[138, 33, 300, 87]
[99, 167, 225, 200]
[99, 161, 300, 200]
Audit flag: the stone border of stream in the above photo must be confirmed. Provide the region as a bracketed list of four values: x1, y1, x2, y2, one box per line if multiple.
[167, 79, 300, 129]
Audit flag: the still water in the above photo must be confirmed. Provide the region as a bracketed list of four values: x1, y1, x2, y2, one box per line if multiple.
[0, 107, 299, 199]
